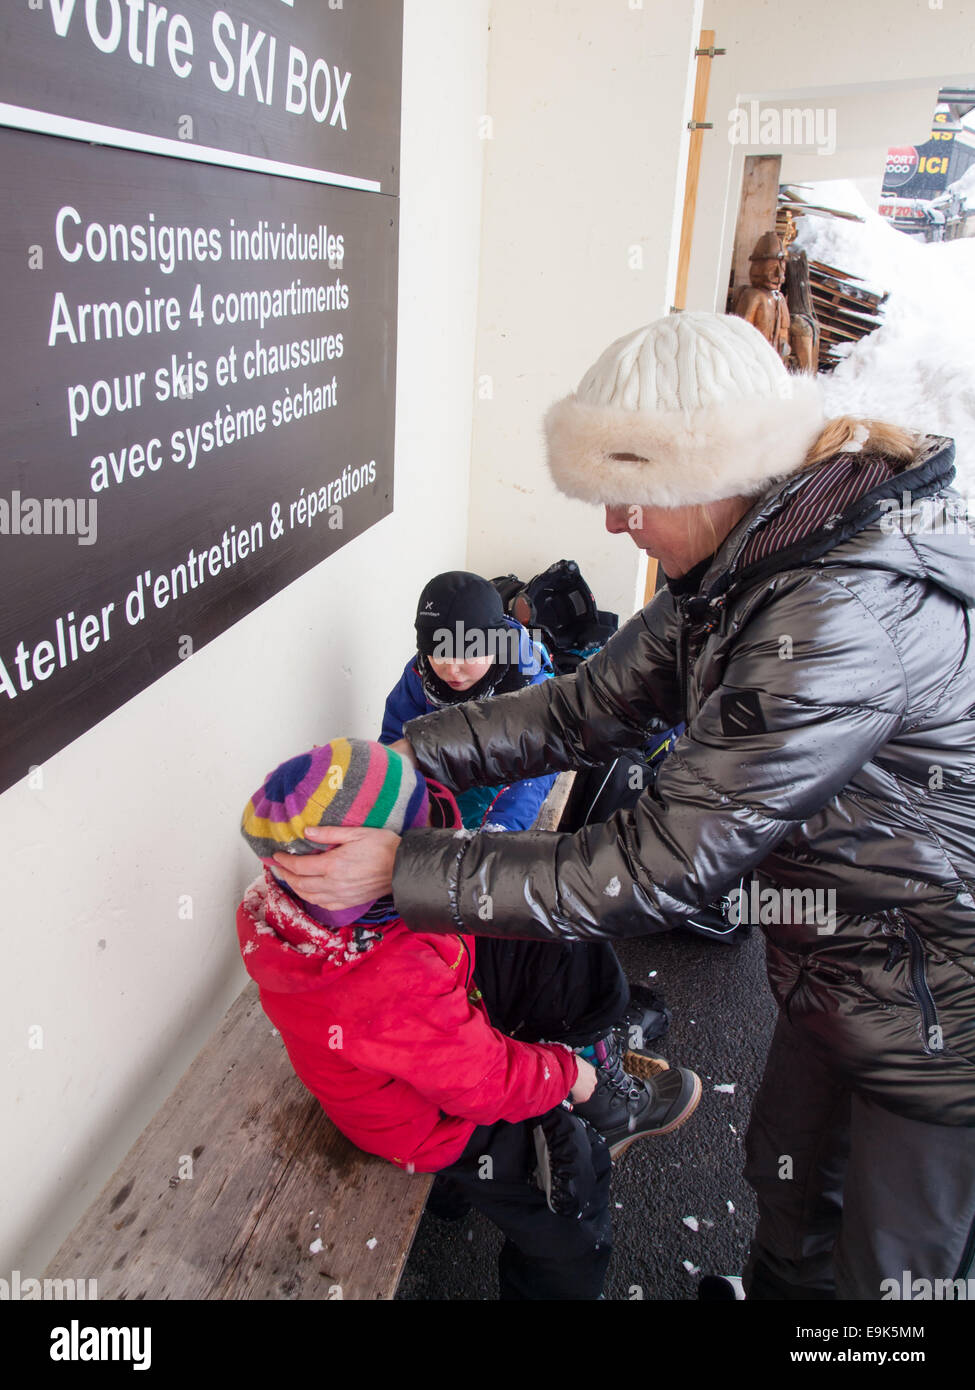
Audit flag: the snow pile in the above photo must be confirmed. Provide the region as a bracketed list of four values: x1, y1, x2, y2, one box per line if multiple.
[794, 180, 975, 490]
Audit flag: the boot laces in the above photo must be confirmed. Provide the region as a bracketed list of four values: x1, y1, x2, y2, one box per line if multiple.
[599, 1047, 644, 1107]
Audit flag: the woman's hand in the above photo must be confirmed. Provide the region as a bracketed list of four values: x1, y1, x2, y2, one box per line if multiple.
[271, 826, 401, 911]
[569, 1056, 598, 1104]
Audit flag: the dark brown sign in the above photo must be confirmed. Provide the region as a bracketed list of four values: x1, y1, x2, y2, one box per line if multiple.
[0, 127, 398, 792]
[0, 0, 402, 192]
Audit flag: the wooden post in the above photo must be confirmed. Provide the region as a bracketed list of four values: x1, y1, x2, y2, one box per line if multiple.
[672, 30, 720, 313]
[728, 154, 782, 309]
[646, 31, 721, 609]
[642, 556, 659, 607]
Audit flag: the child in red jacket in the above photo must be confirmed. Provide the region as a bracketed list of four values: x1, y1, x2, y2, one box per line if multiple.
[238, 737, 611, 1298]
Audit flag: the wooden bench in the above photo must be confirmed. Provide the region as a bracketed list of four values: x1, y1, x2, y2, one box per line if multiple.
[43, 769, 576, 1301]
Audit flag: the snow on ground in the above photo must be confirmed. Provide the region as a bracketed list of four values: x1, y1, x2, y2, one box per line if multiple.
[794, 181, 975, 493]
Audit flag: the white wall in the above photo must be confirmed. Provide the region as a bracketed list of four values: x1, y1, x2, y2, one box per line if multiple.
[0, 0, 491, 1277]
[687, 0, 975, 311]
[466, 0, 704, 622]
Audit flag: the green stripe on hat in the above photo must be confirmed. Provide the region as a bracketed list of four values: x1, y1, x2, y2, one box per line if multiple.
[366, 748, 403, 828]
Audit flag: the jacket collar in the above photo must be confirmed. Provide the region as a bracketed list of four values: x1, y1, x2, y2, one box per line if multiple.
[684, 435, 956, 616]
[241, 870, 388, 971]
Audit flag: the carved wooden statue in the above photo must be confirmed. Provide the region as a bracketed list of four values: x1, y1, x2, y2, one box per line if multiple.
[732, 230, 791, 362]
[784, 247, 820, 374]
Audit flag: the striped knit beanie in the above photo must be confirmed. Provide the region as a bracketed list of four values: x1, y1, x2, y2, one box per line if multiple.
[241, 740, 429, 928]
[242, 739, 430, 859]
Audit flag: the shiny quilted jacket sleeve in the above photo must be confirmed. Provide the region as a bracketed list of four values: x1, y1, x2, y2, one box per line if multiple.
[402, 589, 683, 791]
[393, 570, 910, 940]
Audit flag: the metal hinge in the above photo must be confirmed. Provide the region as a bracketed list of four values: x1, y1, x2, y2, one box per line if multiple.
[695, 46, 727, 58]
[687, 121, 714, 130]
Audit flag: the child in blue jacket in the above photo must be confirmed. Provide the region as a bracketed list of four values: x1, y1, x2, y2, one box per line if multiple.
[380, 571, 557, 831]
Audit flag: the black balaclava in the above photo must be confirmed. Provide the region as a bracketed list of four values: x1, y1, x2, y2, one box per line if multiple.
[414, 572, 525, 707]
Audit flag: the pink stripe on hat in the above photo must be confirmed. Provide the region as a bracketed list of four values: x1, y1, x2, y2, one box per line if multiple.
[344, 742, 392, 827]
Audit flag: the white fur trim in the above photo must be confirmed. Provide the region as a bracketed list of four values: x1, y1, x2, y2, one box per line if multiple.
[544, 376, 825, 508]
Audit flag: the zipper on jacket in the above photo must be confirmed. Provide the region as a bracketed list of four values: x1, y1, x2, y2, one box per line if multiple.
[881, 931, 908, 974]
[704, 594, 727, 633]
[675, 593, 726, 721]
[457, 935, 475, 991]
[675, 599, 691, 720]
[889, 912, 944, 1055]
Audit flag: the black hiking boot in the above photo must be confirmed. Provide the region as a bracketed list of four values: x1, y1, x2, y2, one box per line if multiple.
[574, 1033, 702, 1159]
[622, 1044, 670, 1081]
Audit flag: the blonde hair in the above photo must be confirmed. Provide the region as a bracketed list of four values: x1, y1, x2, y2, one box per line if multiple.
[686, 417, 921, 556]
[803, 416, 919, 468]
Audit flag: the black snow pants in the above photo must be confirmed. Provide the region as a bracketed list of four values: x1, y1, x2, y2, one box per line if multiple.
[434, 937, 629, 1299]
[745, 1013, 975, 1300]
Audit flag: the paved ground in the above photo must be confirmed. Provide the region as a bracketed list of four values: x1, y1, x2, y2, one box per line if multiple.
[397, 922, 777, 1301]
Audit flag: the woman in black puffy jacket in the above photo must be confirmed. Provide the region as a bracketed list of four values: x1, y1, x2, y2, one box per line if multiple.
[274, 313, 975, 1301]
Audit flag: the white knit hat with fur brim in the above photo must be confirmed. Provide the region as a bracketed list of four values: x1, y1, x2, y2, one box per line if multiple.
[544, 313, 825, 509]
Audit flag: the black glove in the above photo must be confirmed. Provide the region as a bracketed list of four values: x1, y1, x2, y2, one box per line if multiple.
[531, 1103, 597, 1219]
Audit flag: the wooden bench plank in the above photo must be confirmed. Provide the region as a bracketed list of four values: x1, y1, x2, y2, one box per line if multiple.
[534, 769, 577, 832]
[44, 983, 431, 1301]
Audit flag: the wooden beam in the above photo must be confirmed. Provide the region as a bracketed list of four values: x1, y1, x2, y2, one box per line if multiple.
[642, 555, 660, 608]
[534, 769, 577, 831]
[644, 30, 722, 607]
[729, 154, 782, 304]
[672, 30, 718, 312]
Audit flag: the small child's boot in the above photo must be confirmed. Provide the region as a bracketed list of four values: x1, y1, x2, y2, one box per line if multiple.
[573, 1032, 701, 1159]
